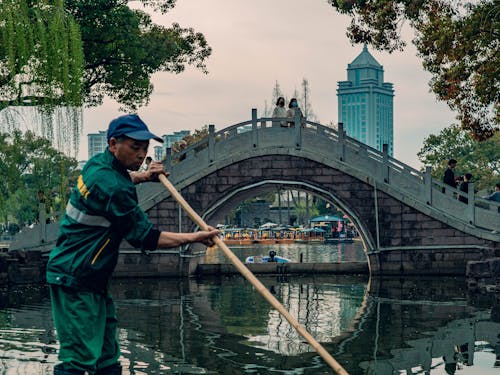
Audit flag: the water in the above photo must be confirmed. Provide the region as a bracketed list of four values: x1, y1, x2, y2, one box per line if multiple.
[203, 241, 367, 264]
[0, 275, 498, 374]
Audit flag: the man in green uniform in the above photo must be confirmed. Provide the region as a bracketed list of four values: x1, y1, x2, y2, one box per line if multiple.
[46, 114, 219, 375]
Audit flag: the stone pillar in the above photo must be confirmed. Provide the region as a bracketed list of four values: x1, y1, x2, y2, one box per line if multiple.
[251, 108, 258, 148]
[337, 122, 345, 161]
[424, 166, 432, 205]
[208, 124, 215, 163]
[165, 148, 172, 170]
[294, 110, 301, 149]
[382, 143, 389, 183]
[467, 182, 475, 225]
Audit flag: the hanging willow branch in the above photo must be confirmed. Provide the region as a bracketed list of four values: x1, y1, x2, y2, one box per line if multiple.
[0, 0, 84, 155]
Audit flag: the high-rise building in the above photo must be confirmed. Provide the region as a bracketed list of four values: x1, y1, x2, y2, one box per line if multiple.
[87, 131, 107, 159]
[337, 45, 394, 155]
[162, 130, 190, 148]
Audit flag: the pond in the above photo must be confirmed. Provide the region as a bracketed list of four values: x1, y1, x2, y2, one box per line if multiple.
[0, 275, 498, 374]
[203, 241, 368, 264]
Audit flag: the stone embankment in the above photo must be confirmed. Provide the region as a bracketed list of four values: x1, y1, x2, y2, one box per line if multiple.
[0, 250, 46, 285]
[466, 257, 500, 297]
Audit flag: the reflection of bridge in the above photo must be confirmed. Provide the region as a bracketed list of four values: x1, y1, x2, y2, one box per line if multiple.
[138, 109, 499, 275]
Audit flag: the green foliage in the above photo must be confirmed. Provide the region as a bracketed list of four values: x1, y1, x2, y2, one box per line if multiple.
[418, 124, 500, 190]
[0, 1, 84, 108]
[0, 130, 79, 227]
[1, 0, 210, 155]
[0, 0, 84, 153]
[327, 0, 499, 140]
[65, 0, 211, 110]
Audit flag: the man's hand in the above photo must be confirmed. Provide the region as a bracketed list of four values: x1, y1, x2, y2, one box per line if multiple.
[195, 227, 220, 247]
[157, 227, 220, 249]
[130, 161, 169, 184]
[147, 161, 167, 181]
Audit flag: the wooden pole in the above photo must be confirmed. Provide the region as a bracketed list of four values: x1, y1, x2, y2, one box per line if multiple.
[159, 175, 349, 375]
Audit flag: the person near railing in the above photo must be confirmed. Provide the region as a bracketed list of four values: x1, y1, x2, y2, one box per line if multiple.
[272, 96, 287, 127]
[458, 173, 473, 204]
[442, 158, 458, 193]
[286, 98, 304, 127]
[483, 183, 500, 202]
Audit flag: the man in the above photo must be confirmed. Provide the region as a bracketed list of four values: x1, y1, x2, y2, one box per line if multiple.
[46, 114, 219, 375]
[442, 158, 458, 194]
[443, 159, 458, 188]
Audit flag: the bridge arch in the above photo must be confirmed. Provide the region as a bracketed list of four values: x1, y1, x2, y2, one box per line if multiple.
[199, 178, 375, 252]
[137, 110, 500, 275]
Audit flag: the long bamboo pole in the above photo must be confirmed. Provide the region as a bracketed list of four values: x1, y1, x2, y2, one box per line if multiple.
[159, 175, 349, 375]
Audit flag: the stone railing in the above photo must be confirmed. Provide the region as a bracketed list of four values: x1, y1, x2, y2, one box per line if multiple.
[158, 109, 499, 233]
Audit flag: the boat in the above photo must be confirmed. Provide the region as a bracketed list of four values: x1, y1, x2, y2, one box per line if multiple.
[324, 231, 356, 243]
[294, 227, 326, 243]
[324, 236, 354, 244]
[245, 251, 291, 263]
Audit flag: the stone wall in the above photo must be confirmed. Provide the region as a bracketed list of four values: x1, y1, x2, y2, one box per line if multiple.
[0, 250, 46, 285]
[145, 154, 499, 275]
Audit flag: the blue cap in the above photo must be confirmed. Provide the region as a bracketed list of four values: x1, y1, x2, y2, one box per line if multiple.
[107, 114, 163, 143]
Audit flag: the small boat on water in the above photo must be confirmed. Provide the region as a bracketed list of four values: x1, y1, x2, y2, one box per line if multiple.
[245, 251, 291, 263]
[324, 237, 354, 244]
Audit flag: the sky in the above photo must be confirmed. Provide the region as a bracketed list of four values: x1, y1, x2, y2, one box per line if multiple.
[81, 0, 457, 169]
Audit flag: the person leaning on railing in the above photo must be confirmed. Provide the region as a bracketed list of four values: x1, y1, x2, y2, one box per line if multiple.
[483, 183, 500, 202]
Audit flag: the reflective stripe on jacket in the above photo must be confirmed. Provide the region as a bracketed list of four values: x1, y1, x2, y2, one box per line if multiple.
[46, 149, 154, 292]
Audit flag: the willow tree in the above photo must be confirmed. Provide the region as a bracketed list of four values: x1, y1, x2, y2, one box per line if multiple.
[1, 0, 212, 156]
[328, 0, 499, 140]
[0, 0, 84, 154]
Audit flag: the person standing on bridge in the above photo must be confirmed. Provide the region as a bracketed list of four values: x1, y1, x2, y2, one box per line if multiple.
[458, 173, 473, 203]
[442, 158, 458, 192]
[286, 98, 304, 127]
[46, 114, 219, 375]
[272, 96, 287, 127]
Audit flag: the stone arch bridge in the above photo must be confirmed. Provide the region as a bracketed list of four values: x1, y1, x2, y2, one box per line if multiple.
[136, 109, 500, 276]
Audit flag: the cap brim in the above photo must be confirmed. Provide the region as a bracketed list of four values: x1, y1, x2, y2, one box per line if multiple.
[125, 130, 163, 143]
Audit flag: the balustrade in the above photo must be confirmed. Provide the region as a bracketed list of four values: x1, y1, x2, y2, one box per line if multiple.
[163, 109, 499, 232]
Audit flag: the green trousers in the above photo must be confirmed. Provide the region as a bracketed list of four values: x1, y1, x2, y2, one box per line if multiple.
[50, 285, 120, 373]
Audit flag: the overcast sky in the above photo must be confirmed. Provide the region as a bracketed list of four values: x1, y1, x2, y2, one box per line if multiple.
[81, 0, 457, 169]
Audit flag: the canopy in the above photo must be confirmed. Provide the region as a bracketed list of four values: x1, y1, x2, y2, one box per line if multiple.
[259, 222, 278, 228]
[310, 215, 345, 222]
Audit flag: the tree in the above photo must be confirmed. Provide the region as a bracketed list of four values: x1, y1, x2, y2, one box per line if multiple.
[0, 0, 84, 152]
[66, 0, 211, 110]
[262, 80, 284, 116]
[0, 1, 211, 154]
[417, 124, 500, 191]
[0, 130, 79, 227]
[301, 78, 317, 121]
[0, 1, 84, 109]
[327, 0, 499, 140]
[271, 80, 284, 106]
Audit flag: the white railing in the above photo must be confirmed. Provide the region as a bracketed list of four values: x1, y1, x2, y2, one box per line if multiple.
[162, 109, 499, 232]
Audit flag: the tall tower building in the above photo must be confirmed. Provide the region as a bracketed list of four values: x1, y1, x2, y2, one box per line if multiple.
[87, 130, 107, 159]
[337, 45, 394, 155]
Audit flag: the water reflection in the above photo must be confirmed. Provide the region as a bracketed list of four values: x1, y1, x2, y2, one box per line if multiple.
[0, 276, 498, 374]
[204, 241, 367, 264]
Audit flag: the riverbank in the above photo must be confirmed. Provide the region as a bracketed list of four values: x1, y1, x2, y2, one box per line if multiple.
[0, 247, 369, 285]
[196, 261, 368, 276]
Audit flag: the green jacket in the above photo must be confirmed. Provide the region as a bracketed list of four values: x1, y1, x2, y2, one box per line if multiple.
[46, 149, 160, 293]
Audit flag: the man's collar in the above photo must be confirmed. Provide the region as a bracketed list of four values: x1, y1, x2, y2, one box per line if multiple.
[104, 148, 130, 177]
